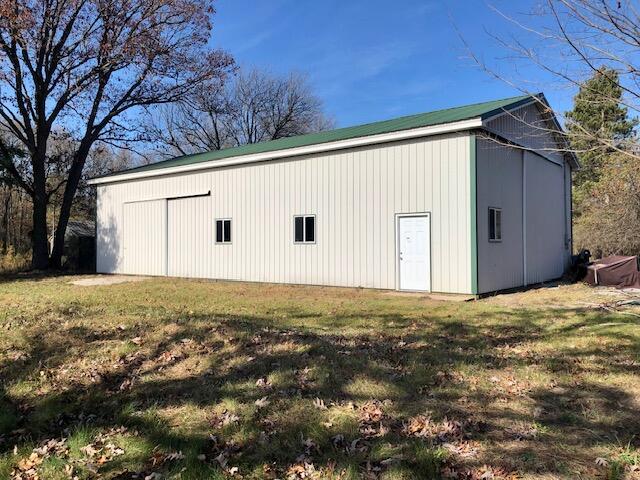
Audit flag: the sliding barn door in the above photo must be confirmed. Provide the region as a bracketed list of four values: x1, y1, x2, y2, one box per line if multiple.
[122, 200, 167, 276]
[167, 196, 212, 278]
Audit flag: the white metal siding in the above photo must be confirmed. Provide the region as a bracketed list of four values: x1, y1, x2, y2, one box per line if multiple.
[476, 139, 524, 292]
[96, 133, 473, 293]
[476, 139, 569, 293]
[122, 200, 167, 276]
[486, 103, 565, 165]
[524, 151, 566, 284]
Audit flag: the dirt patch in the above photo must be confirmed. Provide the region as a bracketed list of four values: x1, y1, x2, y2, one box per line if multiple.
[69, 275, 149, 286]
[383, 290, 475, 301]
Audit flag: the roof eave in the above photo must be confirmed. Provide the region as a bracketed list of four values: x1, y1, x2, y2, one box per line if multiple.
[88, 117, 484, 185]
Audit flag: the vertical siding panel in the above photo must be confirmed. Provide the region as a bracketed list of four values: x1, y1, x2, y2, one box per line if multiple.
[320, 156, 327, 284]
[410, 143, 417, 212]
[311, 157, 318, 284]
[387, 148, 395, 288]
[352, 152, 358, 286]
[379, 149, 387, 287]
[341, 153, 349, 287]
[269, 163, 275, 282]
[361, 150, 368, 287]
[332, 154, 339, 285]
[363, 150, 376, 287]
[347, 154, 355, 286]
[432, 139, 441, 291]
[375, 148, 382, 286]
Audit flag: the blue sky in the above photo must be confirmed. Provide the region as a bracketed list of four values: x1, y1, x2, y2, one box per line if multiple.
[210, 0, 575, 128]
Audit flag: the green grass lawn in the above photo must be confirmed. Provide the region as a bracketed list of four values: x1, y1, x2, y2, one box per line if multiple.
[0, 276, 639, 479]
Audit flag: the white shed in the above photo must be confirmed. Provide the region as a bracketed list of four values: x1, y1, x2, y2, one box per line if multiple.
[88, 93, 577, 295]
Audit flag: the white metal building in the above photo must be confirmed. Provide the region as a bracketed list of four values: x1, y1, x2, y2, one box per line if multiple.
[89, 94, 577, 295]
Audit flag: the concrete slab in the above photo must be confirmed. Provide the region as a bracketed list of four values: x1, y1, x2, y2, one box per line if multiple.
[69, 275, 149, 286]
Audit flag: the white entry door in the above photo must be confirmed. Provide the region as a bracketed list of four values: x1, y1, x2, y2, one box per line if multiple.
[398, 215, 431, 291]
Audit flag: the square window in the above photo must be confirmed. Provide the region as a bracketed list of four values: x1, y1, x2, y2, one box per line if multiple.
[489, 208, 502, 242]
[216, 219, 232, 243]
[294, 215, 315, 243]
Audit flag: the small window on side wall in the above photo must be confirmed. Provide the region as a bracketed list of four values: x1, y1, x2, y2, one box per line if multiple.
[294, 215, 315, 243]
[216, 219, 231, 243]
[488, 208, 502, 242]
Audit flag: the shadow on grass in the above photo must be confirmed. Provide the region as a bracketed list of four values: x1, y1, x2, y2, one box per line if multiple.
[1, 300, 639, 478]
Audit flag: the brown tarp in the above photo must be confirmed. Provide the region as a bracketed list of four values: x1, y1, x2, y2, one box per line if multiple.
[584, 255, 640, 288]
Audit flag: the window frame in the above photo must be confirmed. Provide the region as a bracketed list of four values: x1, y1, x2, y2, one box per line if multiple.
[293, 214, 316, 244]
[488, 207, 502, 243]
[215, 218, 232, 244]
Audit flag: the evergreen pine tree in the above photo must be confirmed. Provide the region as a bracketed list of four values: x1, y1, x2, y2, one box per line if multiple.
[566, 67, 636, 187]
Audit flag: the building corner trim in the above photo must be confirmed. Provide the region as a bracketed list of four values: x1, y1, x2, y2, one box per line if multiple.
[470, 134, 478, 295]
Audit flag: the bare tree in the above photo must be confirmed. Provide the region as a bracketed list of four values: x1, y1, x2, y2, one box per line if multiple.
[150, 79, 230, 155]
[152, 69, 333, 157]
[461, 1, 640, 255]
[461, 1, 640, 159]
[0, 0, 234, 269]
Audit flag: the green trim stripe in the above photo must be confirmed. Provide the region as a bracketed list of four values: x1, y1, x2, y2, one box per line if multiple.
[469, 134, 478, 295]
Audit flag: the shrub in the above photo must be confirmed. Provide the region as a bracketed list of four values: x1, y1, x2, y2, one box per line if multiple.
[574, 155, 640, 258]
[0, 245, 31, 273]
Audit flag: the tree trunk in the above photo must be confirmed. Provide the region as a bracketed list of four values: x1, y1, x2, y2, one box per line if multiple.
[31, 189, 49, 270]
[49, 150, 88, 269]
[18, 190, 25, 253]
[31, 150, 49, 270]
[2, 186, 12, 253]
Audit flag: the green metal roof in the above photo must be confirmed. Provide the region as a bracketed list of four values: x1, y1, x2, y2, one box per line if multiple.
[99, 94, 535, 179]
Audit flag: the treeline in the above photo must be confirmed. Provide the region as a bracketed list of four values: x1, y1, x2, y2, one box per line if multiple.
[567, 68, 640, 257]
[0, 65, 330, 272]
[0, 184, 31, 272]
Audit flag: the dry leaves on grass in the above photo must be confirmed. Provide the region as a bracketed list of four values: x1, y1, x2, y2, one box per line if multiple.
[11, 438, 70, 479]
[286, 461, 318, 479]
[441, 463, 520, 479]
[209, 410, 240, 429]
[405, 415, 464, 441]
[361, 459, 402, 480]
[204, 435, 241, 475]
[157, 348, 186, 365]
[312, 397, 327, 410]
[12, 427, 133, 479]
[505, 422, 540, 441]
[421, 370, 466, 390]
[255, 376, 272, 389]
[358, 400, 389, 438]
[286, 460, 347, 480]
[76, 427, 131, 474]
[295, 366, 314, 390]
[404, 414, 488, 466]
[488, 374, 532, 399]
